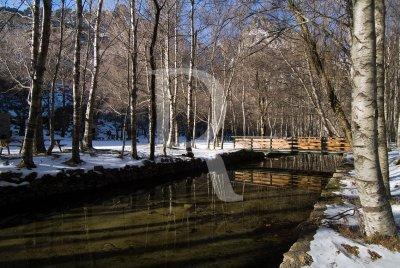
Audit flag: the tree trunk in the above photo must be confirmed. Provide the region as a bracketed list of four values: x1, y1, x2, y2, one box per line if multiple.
[20, 0, 52, 168]
[288, 0, 352, 144]
[241, 82, 246, 136]
[192, 94, 197, 148]
[167, 8, 178, 148]
[120, 106, 129, 158]
[82, 0, 104, 151]
[68, 0, 83, 165]
[375, 0, 390, 196]
[351, 0, 396, 237]
[47, 0, 65, 155]
[130, 0, 139, 159]
[34, 103, 46, 154]
[207, 96, 212, 149]
[61, 79, 66, 137]
[185, 0, 195, 157]
[397, 37, 400, 147]
[164, 31, 174, 148]
[148, 0, 162, 161]
[173, 2, 179, 147]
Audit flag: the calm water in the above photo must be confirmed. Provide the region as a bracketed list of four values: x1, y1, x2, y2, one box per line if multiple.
[0, 154, 341, 267]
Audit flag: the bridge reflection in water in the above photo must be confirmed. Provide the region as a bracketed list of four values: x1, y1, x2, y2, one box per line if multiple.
[0, 154, 341, 267]
[234, 153, 342, 193]
[234, 171, 323, 193]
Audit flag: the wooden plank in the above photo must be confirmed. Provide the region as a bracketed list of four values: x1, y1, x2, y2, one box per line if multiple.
[232, 136, 351, 152]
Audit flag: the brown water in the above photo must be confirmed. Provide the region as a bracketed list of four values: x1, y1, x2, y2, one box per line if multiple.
[0, 154, 341, 267]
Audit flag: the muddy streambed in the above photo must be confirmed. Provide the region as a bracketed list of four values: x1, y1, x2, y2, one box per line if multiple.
[0, 153, 341, 267]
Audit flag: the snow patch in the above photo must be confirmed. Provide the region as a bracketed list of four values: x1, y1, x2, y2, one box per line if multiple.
[307, 227, 400, 268]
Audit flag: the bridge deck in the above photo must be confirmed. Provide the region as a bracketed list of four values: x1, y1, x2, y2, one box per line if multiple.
[232, 136, 351, 153]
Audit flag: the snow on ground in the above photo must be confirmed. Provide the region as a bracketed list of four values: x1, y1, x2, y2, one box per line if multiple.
[0, 138, 236, 186]
[306, 150, 400, 268]
[308, 227, 400, 268]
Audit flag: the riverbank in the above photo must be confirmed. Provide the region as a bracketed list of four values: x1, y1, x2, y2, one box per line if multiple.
[280, 151, 400, 268]
[0, 149, 264, 211]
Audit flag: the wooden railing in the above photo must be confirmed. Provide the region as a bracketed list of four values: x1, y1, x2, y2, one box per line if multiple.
[232, 136, 351, 153]
[234, 171, 322, 192]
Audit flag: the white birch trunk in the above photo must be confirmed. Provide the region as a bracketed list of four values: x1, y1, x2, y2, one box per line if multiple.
[351, 0, 396, 236]
[82, 0, 104, 151]
[375, 0, 390, 196]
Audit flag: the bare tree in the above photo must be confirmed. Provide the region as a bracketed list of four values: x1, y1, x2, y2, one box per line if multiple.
[67, 0, 84, 165]
[288, 0, 352, 144]
[19, 0, 52, 168]
[82, 0, 104, 151]
[149, 0, 163, 161]
[129, 0, 139, 159]
[351, 0, 396, 236]
[166, 0, 179, 148]
[47, 0, 65, 155]
[185, 0, 195, 157]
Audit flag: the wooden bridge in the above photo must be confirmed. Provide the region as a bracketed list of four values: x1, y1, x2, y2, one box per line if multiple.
[234, 170, 324, 193]
[232, 136, 351, 153]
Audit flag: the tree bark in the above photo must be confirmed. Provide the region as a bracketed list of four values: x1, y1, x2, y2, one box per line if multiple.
[129, 0, 139, 159]
[20, 0, 52, 168]
[34, 104, 46, 154]
[68, 0, 83, 165]
[185, 0, 195, 157]
[149, 0, 162, 161]
[375, 0, 390, 196]
[241, 82, 246, 136]
[82, 0, 104, 151]
[167, 4, 178, 148]
[192, 94, 197, 148]
[397, 37, 400, 147]
[47, 0, 65, 155]
[351, 0, 396, 236]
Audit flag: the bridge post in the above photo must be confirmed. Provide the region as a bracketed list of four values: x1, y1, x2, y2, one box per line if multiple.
[321, 137, 328, 154]
[269, 136, 272, 151]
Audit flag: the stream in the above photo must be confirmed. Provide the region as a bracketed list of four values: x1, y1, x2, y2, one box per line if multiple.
[0, 153, 341, 267]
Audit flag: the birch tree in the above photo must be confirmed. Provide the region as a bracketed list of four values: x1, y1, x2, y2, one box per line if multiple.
[19, 0, 52, 168]
[82, 0, 104, 151]
[67, 0, 84, 165]
[375, 0, 390, 196]
[351, 0, 396, 236]
[130, 0, 139, 159]
[185, 0, 195, 157]
[47, 0, 65, 155]
[149, 0, 162, 161]
[167, 0, 180, 148]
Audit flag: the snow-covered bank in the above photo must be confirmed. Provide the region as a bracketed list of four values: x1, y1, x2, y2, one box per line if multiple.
[0, 142, 264, 210]
[304, 151, 400, 268]
[0, 139, 235, 185]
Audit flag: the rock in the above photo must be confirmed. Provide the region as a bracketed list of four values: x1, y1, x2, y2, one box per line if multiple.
[0, 171, 22, 180]
[24, 172, 38, 181]
[280, 252, 313, 268]
[93, 165, 104, 172]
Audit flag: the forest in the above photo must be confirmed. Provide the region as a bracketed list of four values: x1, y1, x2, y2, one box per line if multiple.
[0, 0, 400, 267]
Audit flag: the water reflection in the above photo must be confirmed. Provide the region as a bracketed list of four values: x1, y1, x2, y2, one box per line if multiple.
[0, 154, 341, 267]
[234, 171, 323, 193]
[259, 153, 342, 173]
